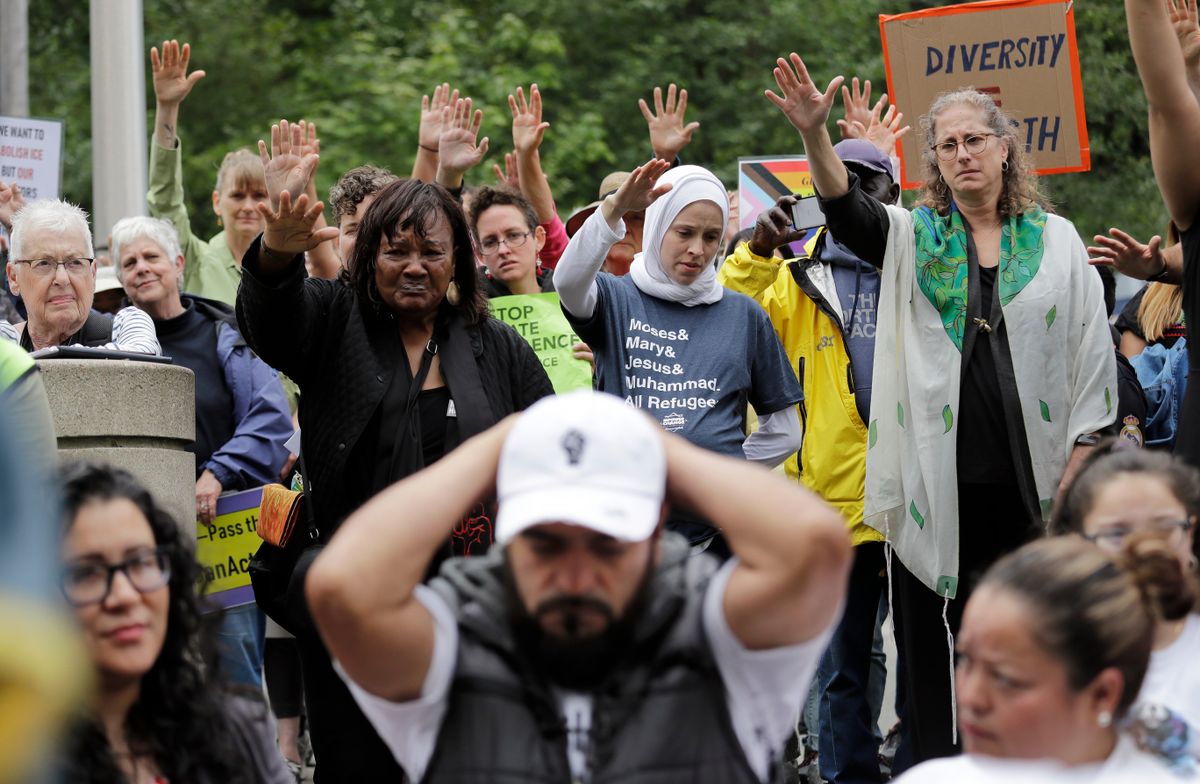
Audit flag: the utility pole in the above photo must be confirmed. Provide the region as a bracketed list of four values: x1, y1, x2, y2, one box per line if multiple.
[90, 0, 147, 248]
[0, 0, 30, 117]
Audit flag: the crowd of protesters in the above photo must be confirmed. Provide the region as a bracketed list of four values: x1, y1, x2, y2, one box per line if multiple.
[5, 1, 1200, 779]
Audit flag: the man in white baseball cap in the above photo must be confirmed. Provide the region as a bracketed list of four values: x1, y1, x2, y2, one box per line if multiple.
[308, 390, 851, 784]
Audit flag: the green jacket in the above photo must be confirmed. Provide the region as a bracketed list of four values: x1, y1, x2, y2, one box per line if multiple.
[147, 138, 242, 305]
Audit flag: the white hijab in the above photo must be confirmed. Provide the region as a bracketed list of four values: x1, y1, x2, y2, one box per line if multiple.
[628, 165, 729, 307]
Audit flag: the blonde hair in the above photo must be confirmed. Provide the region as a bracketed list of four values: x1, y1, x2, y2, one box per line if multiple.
[1137, 223, 1184, 342]
[214, 149, 266, 194]
[917, 88, 1051, 219]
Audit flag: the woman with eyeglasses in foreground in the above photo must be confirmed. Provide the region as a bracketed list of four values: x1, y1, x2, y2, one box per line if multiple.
[894, 535, 1189, 783]
[1052, 447, 1200, 773]
[57, 463, 290, 784]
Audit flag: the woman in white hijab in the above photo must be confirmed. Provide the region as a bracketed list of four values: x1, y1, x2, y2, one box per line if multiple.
[555, 159, 803, 548]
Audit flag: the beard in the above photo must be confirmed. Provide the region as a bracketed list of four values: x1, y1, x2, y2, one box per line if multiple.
[504, 552, 655, 692]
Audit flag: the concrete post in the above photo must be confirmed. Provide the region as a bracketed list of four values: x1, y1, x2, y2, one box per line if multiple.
[90, 0, 147, 247]
[0, 0, 29, 118]
[37, 359, 196, 531]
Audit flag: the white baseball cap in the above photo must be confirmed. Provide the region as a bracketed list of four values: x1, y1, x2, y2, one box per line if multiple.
[495, 391, 666, 545]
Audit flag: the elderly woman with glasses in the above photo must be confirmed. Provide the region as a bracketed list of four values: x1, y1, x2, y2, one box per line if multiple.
[1, 200, 158, 355]
[56, 463, 291, 784]
[768, 53, 1117, 765]
[1052, 447, 1200, 773]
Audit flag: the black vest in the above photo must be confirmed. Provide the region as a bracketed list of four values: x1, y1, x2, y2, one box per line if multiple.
[423, 534, 779, 784]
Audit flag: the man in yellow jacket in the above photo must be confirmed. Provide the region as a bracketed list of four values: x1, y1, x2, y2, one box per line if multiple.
[719, 139, 900, 783]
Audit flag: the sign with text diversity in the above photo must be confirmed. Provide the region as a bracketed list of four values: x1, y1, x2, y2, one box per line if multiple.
[0, 116, 63, 202]
[489, 292, 593, 393]
[880, 0, 1089, 189]
[195, 487, 264, 610]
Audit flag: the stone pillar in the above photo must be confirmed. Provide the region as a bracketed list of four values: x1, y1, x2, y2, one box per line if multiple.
[37, 359, 195, 530]
[0, 0, 30, 118]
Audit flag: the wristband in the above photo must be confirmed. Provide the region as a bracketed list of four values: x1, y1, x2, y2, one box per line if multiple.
[419, 143, 438, 153]
[1148, 261, 1171, 282]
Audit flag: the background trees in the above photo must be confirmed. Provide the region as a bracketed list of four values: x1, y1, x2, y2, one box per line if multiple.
[30, 0, 1163, 245]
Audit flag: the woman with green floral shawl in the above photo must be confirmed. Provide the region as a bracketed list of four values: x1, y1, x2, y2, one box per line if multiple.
[764, 53, 1117, 767]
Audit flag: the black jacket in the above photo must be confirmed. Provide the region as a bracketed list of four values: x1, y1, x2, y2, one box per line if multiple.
[236, 238, 553, 535]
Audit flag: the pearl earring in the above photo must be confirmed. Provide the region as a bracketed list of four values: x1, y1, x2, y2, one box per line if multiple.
[1097, 711, 1113, 729]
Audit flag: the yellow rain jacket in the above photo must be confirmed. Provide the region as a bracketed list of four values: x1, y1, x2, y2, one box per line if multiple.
[719, 234, 881, 546]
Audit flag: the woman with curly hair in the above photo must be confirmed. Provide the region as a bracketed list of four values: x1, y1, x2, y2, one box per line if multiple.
[767, 53, 1117, 766]
[57, 463, 291, 784]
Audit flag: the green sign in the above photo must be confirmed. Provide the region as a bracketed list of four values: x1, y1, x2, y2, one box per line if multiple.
[489, 292, 592, 393]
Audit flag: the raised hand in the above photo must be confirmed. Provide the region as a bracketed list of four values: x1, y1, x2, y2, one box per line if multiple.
[258, 189, 339, 257]
[510, 84, 550, 156]
[258, 119, 321, 211]
[839, 93, 911, 157]
[639, 84, 700, 161]
[765, 53, 844, 136]
[150, 39, 205, 106]
[1087, 228, 1169, 279]
[1169, 0, 1200, 68]
[493, 151, 521, 190]
[839, 78, 876, 138]
[418, 83, 458, 151]
[748, 195, 807, 258]
[0, 181, 26, 231]
[602, 159, 673, 223]
[437, 98, 489, 178]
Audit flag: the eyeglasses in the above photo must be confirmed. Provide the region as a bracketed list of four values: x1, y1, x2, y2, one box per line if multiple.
[61, 547, 171, 607]
[1084, 519, 1193, 552]
[931, 133, 995, 161]
[479, 231, 531, 255]
[13, 257, 95, 278]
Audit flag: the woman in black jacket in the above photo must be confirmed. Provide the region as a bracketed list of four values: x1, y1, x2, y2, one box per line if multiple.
[236, 122, 552, 780]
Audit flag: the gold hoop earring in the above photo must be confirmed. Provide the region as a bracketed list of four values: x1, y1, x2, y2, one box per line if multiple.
[446, 279, 461, 306]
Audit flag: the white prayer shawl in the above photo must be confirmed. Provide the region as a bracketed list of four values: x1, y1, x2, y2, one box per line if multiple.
[865, 206, 1116, 598]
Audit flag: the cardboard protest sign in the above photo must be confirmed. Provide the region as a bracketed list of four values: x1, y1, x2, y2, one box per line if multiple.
[880, 0, 1089, 189]
[737, 156, 820, 255]
[489, 292, 592, 393]
[195, 487, 264, 610]
[0, 116, 63, 202]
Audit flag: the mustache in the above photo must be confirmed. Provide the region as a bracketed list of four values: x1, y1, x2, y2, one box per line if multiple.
[534, 594, 614, 620]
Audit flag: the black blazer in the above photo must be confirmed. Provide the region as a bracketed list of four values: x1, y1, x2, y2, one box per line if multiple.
[236, 238, 552, 534]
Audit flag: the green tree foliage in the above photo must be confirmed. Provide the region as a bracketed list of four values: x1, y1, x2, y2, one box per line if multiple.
[28, 0, 1163, 245]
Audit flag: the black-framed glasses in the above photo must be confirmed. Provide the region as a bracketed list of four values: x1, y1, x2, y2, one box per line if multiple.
[13, 257, 95, 278]
[61, 547, 171, 607]
[931, 133, 995, 161]
[479, 231, 531, 255]
[1084, 519, 1193, 551]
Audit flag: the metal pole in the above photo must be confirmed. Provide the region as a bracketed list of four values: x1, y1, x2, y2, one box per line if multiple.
[0, 0, 30, 117]
[90, 0, 147, 248]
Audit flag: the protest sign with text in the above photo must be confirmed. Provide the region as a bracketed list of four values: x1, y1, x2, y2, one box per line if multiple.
[0, 116, 63, 202]
[195, 487, 264, 610]
[738, 156, 820, 255]
[880, 0, 1089, 189]
[489, 292, 592, 393]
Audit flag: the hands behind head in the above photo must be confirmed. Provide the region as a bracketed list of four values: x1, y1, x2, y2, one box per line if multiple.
[1087, 227, 1166, 279]
[603, 159, 673, 222]
[0, 181, 26, 232]
[837, 78, 911, 157]
[150, 39, 205, 106]
[765, 53, 844, 136]
[509, 84, 550, 156]
[437, 98, 489, 179]
[640, 84, 699, 161]
[748, 195, 807, 259]
[257, 119, 337, 256]
[419, 83, 459, 151]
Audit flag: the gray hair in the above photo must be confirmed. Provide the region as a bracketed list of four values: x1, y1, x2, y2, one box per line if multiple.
[917, 88, 1050, 219]
[9, 199, 94, 261]
[110, 216, 184, 281]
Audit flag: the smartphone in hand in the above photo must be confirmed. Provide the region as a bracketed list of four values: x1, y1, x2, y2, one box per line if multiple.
[790, 194, 825, 233]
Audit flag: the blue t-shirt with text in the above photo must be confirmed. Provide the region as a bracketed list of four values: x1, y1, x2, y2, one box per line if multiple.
[567, 274, 802, 458]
